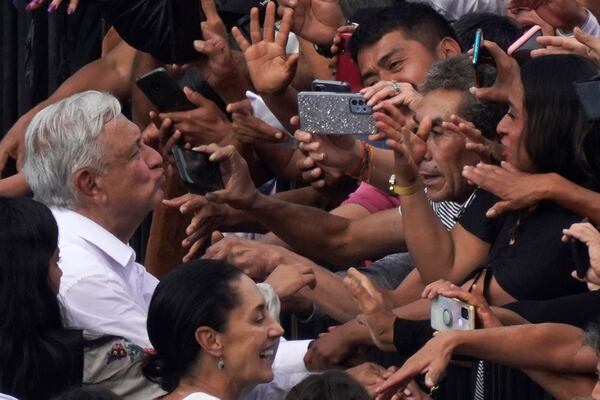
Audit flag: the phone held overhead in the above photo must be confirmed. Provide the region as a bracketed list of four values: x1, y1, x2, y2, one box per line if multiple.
[136, 68, 196, 112]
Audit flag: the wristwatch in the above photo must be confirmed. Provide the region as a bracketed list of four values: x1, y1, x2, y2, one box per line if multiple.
[388, 174, 422, 197]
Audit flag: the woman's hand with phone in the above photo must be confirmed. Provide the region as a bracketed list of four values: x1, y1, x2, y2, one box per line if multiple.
[562, 222, 600, 288]
[196, 143, 259, 210]
[469, 40, 523, 107]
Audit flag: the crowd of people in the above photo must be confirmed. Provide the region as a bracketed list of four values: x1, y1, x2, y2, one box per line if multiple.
[2, 0, 600, 398]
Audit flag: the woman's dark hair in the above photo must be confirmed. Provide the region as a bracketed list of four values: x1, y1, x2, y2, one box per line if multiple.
[143, 259, 243, 392]
[520, 55, 600, 190]
[0, 197, 76, 399]
[285, 371, 371, 400]
[453, 12, 522, 52]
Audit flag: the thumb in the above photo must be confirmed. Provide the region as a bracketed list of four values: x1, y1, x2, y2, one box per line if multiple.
[287, 53, 300, 71]
[227, 99, 253, 115]
[486, 200, 512, 218]
[574, 27, 600, 53]
[415, 116, 432, 142]
[303, 272, 317, 289]
[183, 86, 207, 107]
[211, 230, 225, 244]
[500, 161, 519, 173]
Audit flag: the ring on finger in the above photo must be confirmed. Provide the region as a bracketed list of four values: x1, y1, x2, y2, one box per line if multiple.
[391, 80, 402, 95]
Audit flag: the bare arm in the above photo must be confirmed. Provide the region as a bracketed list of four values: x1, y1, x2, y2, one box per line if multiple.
[400, 189, 490, 283]
[242, 193, 406, 265]
[0, 39, 137, 173]
[524, 370, 596, 400]
[449, 324, 596, 373]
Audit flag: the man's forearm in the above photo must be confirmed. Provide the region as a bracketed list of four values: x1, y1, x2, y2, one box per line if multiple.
[298, 264, 360, 322]
[449, 324, 595, 373]
[399, 189, 457, 282]
[245, 193, 354, 263]
[547, 173, 600, 225]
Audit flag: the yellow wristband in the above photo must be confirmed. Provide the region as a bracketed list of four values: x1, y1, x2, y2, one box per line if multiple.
[388, 174, 422, 196]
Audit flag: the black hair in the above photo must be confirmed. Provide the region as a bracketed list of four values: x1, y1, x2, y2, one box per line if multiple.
[143, 259, 243, 392]
[453, 12, 522, 52]
[349, 3, 459, 62]
[50, 388, 122, 400]
[520, 55, 600, 190]
[420, 55, 506, 139]
[338, 0, 397, 22]
[0, 197, 77, 399]
[285, 371, 371, 400]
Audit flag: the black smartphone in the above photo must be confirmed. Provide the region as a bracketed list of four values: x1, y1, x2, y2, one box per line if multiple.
[574, 75, 600, 120]
[571, 237, 591, 280]
[311, 79, 352, 93]
[507, 25, 543, 65]
[171, 146, 224, 195]
[136, 68, 196, 112]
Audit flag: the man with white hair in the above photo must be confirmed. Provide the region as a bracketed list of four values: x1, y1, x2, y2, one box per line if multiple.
[23, 90, 166, 347]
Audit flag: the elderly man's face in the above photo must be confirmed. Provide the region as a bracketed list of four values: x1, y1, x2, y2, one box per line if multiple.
[98, 114, 165, 217]
[415, 89, 480, 203]
[357, 29, 438, 88]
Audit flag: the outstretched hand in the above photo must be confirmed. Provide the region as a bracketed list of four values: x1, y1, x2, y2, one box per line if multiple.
[533, 27, 600, 67]
[462, 161, 546, 218]
[25, 0, 80, 14]
[278, 0, 346, 46]
[375, 105, 429, 187]
[469, 40, 523, 108]
[562, 222, 600, 288]
[232, 1, 300, 94]
[266, 263, 317, 301]
[442, 114, 503, 165]
[374, 331, 457, 398]
[192, 143, 258, 209]
[344, 267, 396, 352]
[162, 193, 230, 262]
[159, 87, 232, 146]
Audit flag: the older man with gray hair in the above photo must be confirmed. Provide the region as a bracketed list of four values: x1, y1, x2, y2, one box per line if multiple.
[24, 90, 166, 347]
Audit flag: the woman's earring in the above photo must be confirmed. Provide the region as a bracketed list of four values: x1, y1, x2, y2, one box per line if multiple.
[217, 356, 225, 370]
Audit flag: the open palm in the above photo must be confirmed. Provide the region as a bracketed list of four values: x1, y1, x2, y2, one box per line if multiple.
[232, 2, 299, 94]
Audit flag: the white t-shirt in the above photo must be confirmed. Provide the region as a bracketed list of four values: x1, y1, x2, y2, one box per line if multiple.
[182, 393, 221, 400]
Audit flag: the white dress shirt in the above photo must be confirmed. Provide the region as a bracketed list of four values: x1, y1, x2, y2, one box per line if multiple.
[53, 208, 158, 348]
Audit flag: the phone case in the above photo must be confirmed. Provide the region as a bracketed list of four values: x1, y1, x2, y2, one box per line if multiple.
[298, 92, 376, 135]
[311, 79, 352, 93]
[136, 68, 195, 112]
[430, 295, 475, 331]
[574, 76, 600, 120]
[571, 238, 591, 279]
[171, 147, 224, 195]
[507, 25, 543, 64]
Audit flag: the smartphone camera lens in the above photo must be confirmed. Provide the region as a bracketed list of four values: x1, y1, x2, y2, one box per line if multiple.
[461, 307, 470, 320]
[351, 99, 358, 105]
[358, 99, 364, 105]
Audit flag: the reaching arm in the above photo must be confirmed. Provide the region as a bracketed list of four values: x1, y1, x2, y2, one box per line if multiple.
[0, 39, 137, 174]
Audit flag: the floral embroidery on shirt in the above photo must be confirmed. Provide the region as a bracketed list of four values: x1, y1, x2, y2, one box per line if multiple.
[105, 341, 146, 364]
